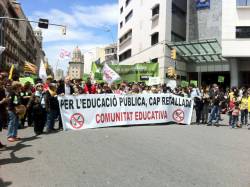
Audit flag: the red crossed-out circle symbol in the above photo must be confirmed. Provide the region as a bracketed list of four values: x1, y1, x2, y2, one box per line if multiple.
[70, 113, 84, 129]
[172, 109, 185, 123]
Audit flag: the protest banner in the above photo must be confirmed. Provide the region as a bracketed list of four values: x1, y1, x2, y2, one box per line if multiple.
[19, 77, 35, 85]
[218, 76, 224, 83]
[91, 62, 159, 83]
[147, 77, 161, 86]
[58, 93, 194, 131]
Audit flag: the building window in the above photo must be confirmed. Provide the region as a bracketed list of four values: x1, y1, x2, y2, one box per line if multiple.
[125, 10, 133, 23]
[119, 29, 132, 44]
[120, 21, 123, 28]
[151, 32, 159, 46]
[237, 0, 250, 6]
[152, 4, 160, 17]
[151, 58, 158, 63]
[171, 32, 185, 42]
[172, 3, 186, 19]
[120, 7, 123, 14]
[126, 0, 132, 7]
[236, 26, 250, 38]
[119, 49, 132, 62]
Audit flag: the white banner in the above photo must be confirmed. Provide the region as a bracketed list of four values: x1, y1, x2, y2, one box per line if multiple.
[58, 94, 194, 130]
[147, 77, 161, 86]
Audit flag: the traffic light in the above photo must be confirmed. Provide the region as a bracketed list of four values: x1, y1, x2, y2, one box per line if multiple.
[38, 18, 49, 29]
[62, 26, 66, 35]
[167, 66, 177, 79]
[170, 48, 177, 60]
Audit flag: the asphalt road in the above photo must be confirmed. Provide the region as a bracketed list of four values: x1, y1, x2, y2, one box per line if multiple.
[1, 122, 250, 187]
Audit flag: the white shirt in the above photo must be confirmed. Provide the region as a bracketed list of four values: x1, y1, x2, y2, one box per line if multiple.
[65, 84, 71, 95]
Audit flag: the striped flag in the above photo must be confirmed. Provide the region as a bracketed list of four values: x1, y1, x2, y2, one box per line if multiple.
[59, 49, 71, 59]
[24, 61, 37, 74]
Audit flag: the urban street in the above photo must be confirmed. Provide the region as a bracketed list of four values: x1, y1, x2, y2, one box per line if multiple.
[1, 117, 250, 187]
[1, 0, 250, 186]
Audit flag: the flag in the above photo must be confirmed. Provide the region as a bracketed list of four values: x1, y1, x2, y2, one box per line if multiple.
[59, 49, 71, 59]
[39, 59, 47, 81]
[24, 61, 37, 74]
[0, 46, 5, 55]
[8, 64, 14, 80]
[102, 63, 120, 85]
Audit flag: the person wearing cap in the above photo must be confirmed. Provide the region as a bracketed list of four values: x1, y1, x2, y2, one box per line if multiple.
[45, 83, 58, 133]
[43, 75, 53, 91]
[7, 81, 23, 142]
[27, 83, 46, 135]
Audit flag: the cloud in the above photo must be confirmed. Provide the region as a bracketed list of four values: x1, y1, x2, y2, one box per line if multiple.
[73, 4, 119, 28]
[40, 27, 95, 43]
[30, 2, 118, 74]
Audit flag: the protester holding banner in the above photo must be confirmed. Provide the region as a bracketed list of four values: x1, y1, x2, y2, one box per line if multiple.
[190, 84, 202, 125]
[27, 83, 47, 135]
[57, 76, 74, 96]
[83, 78, 97, 94]
[57, 77, 74, 130]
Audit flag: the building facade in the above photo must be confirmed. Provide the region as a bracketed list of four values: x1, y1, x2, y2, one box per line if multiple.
[118, 0, 250, 87]
[83, 47, 105, 74]
[104, 43, 118, 64]
[68, 46, 84, 79]
[0, 0, 44, 74]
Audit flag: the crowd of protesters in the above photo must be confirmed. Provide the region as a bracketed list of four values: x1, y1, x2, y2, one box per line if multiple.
[0, 72, 250, 148]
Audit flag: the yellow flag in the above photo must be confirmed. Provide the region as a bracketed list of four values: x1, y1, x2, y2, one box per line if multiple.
[8, 64, 14, 80]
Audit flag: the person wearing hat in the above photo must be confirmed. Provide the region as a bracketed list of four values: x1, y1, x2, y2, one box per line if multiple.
[45, 83, 58, 133]
[43, 75, 53, 91]
[27, 83, 46, 135]
[7, 81, 23, 142]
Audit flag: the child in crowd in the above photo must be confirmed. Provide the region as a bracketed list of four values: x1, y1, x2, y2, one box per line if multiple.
[231, 102, 240, 129]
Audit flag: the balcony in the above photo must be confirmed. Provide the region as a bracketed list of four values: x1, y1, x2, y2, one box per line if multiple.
[119, 35, 132, 51]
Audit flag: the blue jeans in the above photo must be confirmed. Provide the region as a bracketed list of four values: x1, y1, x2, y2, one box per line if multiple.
[232, 116, 239, 128]
[241, 109, 248, 126]
[7, 111, 19, 138]
[208, 105, 219, 125]
[46, 110, 57, 130]
[229, 112, 233, 127]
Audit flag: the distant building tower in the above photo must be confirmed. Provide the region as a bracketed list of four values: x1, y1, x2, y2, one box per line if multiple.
[55, 69, 64, 80]
[68, 46, 84, 79]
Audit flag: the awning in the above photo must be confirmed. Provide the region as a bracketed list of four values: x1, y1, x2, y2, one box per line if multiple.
[166, 39, 226, 63]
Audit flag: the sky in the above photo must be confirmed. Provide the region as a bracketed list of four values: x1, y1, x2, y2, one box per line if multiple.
[18, 0, 118, 73]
